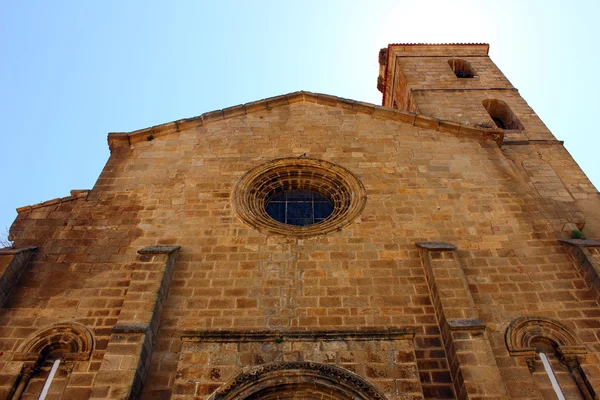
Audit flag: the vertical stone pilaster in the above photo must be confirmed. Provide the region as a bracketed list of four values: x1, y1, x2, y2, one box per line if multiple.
[417, 242, 507, 400]
[0, 246, 37, 307]
[91, 245, 180, 399]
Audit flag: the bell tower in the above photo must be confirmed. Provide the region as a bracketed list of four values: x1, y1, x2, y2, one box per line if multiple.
[378, 43, 600, 237]
[377, 43, 554, 142]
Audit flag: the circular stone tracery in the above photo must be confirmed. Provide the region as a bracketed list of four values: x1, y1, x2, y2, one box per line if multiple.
[233, 158, 366, 237]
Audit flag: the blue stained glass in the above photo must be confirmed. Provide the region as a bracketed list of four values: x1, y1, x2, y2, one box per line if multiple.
[265, 190, 333, 226]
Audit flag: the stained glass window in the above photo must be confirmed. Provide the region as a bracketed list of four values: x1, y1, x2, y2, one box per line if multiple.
[265, 190, 333, 226]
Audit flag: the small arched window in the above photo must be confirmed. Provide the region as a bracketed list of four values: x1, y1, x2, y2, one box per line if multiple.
[530, 338, 571, 400]
[11, 323, 94, 400]
[448, 59, 476, 78]
[506, 316, 596, 400]
[23, 347, 68, 400]
[482, 99, 524, 130]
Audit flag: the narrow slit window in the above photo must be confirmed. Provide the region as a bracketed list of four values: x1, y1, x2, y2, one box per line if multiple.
[539, 353, 567, 400]
[39, 359, 61, 400]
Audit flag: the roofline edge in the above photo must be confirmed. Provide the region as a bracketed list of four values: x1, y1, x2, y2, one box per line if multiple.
[106, 90, 503, 149]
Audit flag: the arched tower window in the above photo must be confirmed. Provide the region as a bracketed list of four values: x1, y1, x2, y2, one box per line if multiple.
[482, 99, 524, 130]
[448, 59, 476, 78]
[506, 316, 595, 400]
[10, 323, 94, 400]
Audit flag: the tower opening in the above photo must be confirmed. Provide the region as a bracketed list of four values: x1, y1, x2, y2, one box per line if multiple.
[482, 99, 524, 130]
[448, 59, 476, 78]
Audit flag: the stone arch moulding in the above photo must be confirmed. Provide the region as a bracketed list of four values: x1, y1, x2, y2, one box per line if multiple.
[13, 322, 95, 362]
[506, 316, 586, 358]
[209, 361, 389, 400]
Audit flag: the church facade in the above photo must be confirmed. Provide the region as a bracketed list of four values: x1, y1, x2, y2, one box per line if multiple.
[1, 43, 600, 399]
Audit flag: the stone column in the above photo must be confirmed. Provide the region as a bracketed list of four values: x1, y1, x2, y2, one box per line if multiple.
[417, 242, 507, 400]
[91, 245, 180, 399]
[9, 362, 38, 400]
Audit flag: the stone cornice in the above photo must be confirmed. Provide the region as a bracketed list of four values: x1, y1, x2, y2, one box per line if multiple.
[561, 239, 600, 247]
[16, 190, 89, 214]
[0, 246, 37, 255]
[181, 328, 415, 342]
[137, 245, 181, 255]
[386, 43, 490, 56]
[416, 241, 457, 251]
[503, 139, 564, 146]
[107, 91, 504, 150]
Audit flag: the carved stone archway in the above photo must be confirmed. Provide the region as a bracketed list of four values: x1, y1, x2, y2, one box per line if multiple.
[506, 316, 585, 358]
[506, 316, 596, 400]
[9, 322, 94, 400]
[210, 361, 389, 400]
[14, 322, 94, 362]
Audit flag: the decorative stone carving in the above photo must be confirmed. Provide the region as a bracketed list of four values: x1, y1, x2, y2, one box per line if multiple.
[232, 158, 367, 237]
[210, 361, 389, 400]
[13, 322, 94, 362]
[506, 316, 597, 400]
[526, 358, 536, 373]
[505, 316, 586, 357]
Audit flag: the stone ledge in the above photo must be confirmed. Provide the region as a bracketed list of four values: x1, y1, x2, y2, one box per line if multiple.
[411, 87, 518, 92]
[447, 319, 486, 331]
[266, 95, 289, 109]
[0, 246, 37, 255]
[560, 239, 600, 247]
[137, 245, 181, 255]
[70, 190, 90, 198]
[112, 323, 149, 334]
[416, 241, 457, 251]
[16, 191, 89, 214]
[386, 43, 490, 57]
[503, 139, 564, 146]
[181, 328, 415, 342]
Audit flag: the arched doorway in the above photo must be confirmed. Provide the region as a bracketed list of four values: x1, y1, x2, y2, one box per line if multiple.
[210, 361, 388, 400]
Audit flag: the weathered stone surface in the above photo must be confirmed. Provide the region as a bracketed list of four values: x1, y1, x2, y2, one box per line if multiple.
[1, 43, 599, 399]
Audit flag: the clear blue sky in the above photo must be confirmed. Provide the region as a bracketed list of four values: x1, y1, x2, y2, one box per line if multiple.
[1, 1, 599, 242]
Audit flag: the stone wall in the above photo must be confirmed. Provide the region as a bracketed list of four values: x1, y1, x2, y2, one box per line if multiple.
[1, 83, 599, 398]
